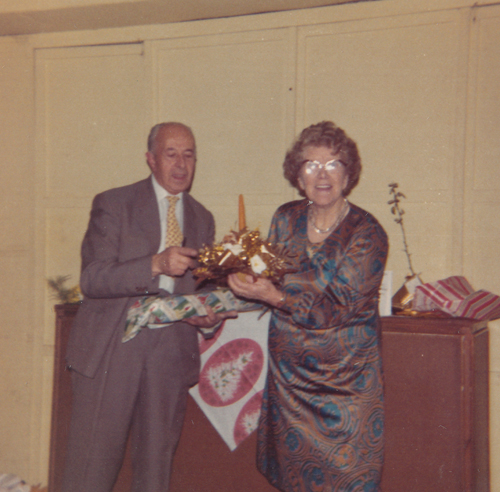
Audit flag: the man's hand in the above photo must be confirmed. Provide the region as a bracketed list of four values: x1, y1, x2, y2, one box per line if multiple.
[152, 246, 198, 277]
[184, 306, 238, 328]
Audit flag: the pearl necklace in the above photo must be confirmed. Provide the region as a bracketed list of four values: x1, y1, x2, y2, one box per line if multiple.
[309, 199, 349, 234]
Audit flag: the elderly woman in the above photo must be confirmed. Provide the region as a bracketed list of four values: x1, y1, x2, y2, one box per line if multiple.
[228, 121, 388, 491]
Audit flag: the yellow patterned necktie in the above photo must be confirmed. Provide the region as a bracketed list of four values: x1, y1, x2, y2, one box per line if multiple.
[165, 195, 183, 248]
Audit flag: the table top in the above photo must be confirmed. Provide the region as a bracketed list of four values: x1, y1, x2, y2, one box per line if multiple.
[381, 315, 488, 335]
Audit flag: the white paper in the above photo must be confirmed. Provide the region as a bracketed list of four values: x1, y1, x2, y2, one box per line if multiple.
[379, 270, 392, 316]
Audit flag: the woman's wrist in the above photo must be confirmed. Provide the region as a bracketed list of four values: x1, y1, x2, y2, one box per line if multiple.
[275, 291, 286, 309]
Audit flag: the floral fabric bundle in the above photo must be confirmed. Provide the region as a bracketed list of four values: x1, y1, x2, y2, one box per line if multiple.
[124, 288, 260, 342]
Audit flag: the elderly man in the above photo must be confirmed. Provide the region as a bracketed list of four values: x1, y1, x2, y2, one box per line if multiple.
[62, 123, 234, 492]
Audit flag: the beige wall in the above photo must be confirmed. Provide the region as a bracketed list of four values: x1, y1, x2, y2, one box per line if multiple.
[0, 0, 499, 486]
[0, 35, 37, 478]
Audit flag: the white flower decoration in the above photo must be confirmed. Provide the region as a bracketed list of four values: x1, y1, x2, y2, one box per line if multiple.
[223, 242, 244, 255]
[250, 254, 267, 274]
[260, 244, 275, 257]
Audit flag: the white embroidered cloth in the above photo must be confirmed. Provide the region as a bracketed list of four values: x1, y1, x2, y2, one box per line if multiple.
[189, 310, 270, 450]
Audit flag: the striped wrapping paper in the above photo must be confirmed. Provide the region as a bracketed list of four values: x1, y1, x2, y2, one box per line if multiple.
[413, 276, 500, 320]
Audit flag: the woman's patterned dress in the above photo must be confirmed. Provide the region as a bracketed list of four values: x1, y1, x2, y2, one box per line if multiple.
[257, 199, 388, 492]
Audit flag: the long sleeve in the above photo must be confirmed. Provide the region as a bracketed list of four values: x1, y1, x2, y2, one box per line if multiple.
[80, 186, 161, 299]
[270, 201, 388, 331]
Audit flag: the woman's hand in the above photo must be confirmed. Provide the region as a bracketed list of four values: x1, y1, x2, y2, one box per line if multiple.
[228, 273, 285, 308]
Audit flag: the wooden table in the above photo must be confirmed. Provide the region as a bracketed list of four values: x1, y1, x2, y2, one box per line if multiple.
[49, 307, 490, 491]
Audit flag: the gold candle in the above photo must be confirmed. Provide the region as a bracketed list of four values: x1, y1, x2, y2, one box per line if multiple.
[238, 194, 246, 231]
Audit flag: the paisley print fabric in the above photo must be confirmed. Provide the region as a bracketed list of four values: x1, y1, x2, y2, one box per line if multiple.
[257, 199, 388, 492]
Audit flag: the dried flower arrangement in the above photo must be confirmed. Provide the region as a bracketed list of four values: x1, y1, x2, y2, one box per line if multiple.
[47, 275, 82, 304]
[194, 195, 293, 284]
[388, 182, 417, 277]
[387, 183, 422, 311]
[194, 228, 291, 284]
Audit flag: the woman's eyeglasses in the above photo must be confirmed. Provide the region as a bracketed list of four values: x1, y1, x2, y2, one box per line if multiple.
[303, 159, 345, 175]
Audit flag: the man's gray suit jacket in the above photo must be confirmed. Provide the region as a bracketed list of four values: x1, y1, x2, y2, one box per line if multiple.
[66, 177, 215, 378]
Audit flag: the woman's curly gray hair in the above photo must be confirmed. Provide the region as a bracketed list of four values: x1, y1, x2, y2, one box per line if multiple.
[283, 121, 361, 197]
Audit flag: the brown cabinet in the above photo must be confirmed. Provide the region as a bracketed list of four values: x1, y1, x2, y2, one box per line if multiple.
[49, 309, 489, 491]
[49, 304, 133, 492]
[380, 316, 489, 492]
[49, 304, 79, 492]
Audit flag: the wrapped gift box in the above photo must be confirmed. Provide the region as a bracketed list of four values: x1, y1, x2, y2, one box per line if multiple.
[413, 276, 500, 320]
[124, 288, 261, 342]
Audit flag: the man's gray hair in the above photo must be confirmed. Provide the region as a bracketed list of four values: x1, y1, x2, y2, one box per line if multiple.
[147, 122, 195, 153]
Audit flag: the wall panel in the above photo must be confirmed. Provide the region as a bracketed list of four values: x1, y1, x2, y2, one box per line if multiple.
[471, 12, 500, 193]
[0, 256, 35, 476]
[465, 5, 500, 294]
[0, 39, 37, 482]
[465, 10, 500, 487]
[36, 44, 149, 198]
[34, 42, 148, 483]
[150, 30, 296, 237]
[297, 10, 467, 287]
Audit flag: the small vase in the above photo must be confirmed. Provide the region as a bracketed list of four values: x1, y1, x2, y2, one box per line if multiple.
[392, 274, 423, 312]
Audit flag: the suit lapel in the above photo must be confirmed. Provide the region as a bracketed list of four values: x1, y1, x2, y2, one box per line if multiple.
[182, 193, 198, 249]
[174, 194, 197, 294]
